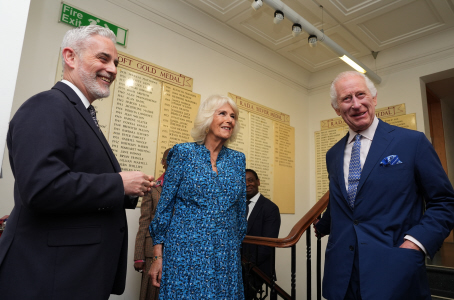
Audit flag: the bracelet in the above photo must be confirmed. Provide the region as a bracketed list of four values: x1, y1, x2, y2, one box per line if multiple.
[134, 259, 145, 263]
[151, 255, 162, 263]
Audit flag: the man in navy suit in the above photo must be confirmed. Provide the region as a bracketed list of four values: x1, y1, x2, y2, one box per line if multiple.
[243, 169, 280, 299]
[0, 25, 154, 299]
[314, 71, 454, 300]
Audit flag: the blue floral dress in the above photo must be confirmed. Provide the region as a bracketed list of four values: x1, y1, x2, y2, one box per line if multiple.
[150, 142, 247, 299]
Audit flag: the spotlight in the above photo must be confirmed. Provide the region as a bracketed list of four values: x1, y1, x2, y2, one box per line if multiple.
[273, 10, 284, 24]
[308, 35, 317, 47]
[251, 0, 263, 10]
[292, 23, 302, 37]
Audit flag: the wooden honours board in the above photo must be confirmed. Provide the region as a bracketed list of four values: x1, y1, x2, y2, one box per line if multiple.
[229, 93, 295, 214]
[154, 84, 200, 177]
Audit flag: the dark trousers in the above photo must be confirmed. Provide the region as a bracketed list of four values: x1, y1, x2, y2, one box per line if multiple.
[344, 241, 362, 300]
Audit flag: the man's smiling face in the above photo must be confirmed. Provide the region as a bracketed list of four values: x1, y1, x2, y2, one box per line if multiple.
[334, 74, 377, 132]
[73, 35, 118, 102]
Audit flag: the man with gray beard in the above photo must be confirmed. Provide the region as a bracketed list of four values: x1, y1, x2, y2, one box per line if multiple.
[0, 25, 154, 300]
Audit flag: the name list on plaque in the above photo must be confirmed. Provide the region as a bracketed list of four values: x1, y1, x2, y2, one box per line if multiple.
[109, 67, 161, 176]
[155, 83, 200, 177]
[273, 122, 295, 213]
[249, 114, 275, 200]
[228, 93, 295, 213]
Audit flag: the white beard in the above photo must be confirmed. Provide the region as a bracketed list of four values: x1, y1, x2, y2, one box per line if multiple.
[78, 65, 111, 100]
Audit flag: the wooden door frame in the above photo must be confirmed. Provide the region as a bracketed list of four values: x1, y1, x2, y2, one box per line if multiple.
[427, 86, 453, 242]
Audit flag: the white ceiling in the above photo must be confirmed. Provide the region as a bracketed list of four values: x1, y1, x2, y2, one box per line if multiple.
[182, 0, 454, 73]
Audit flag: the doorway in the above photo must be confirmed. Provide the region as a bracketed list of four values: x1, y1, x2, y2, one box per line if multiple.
[424, 70, 454, 268]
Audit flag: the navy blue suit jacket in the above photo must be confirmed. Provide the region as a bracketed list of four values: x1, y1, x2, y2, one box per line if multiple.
[243, 194, 280, 278]
[316, 120, 454, 300]
[0, 82, 137, 300]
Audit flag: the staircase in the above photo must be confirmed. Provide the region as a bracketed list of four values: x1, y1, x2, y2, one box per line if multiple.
[427, 265, 454, 299]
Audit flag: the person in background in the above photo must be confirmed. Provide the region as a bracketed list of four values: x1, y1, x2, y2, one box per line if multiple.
[134, 148, 171, 300]
[314, 71, 454, 300]
[242, 168, 280, 299]
[148, 95, 247, 299]
[0, 25, 154, 300]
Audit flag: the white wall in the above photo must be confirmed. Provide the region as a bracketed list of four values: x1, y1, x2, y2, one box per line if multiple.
[2, 0, 454, 299]
[0, 0, 30, 171]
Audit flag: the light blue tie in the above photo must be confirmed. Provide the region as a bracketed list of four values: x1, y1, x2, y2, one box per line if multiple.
[347, 134, 361, 209]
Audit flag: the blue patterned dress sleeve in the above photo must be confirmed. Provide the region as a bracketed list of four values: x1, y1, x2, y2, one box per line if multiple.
[237, 153, 247, 244]
[149, 145, 185, 245]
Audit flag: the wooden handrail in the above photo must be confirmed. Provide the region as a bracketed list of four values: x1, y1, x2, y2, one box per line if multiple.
[243, 191, 329, 248]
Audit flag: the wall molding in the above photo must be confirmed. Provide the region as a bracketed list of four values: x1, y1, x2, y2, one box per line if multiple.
[107, 0, 310, 92]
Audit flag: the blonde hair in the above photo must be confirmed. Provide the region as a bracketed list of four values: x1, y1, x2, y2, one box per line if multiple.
[191, 95, 240, 145]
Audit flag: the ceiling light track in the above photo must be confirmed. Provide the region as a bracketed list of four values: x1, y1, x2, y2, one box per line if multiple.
[258, 0, 381, 83]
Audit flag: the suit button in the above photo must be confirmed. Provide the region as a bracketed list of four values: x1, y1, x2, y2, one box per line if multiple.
[349, 245, 354, 251]
[120, 227, 125, 233]
[354, 220, 359, 225]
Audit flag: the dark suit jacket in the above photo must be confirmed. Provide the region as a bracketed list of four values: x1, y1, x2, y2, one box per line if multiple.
[316, 120, 454, 300]
[243, 194, 281, 278]
[0, 82, 137, 300]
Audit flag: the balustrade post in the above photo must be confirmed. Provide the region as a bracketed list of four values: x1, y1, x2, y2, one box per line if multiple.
[291, 244, 296, 300]
[306, 227, 311, 300]
[317, 215, 322, 300]
[270, 248, 277, 300]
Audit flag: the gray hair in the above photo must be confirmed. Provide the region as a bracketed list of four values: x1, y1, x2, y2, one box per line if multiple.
[330, 71, 377, 109]
[61, 25, 116, 67]
[191, 95, 240, 145]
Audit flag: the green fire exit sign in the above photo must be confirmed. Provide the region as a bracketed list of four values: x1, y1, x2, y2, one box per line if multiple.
[59, 2, 128, 46]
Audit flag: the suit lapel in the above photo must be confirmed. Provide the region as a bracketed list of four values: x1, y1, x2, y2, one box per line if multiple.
[53, 82, 122, 172]
[355, 120, 394, 201]
[247, 195, 264, 234]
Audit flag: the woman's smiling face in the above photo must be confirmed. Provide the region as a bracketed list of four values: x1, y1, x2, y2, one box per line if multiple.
[207, 104, 236, 141]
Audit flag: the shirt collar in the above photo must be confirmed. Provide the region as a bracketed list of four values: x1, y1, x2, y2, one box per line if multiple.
[248, 192, 261, 204]
[61, 80, 90, 109]
[347, 116, 378, 144]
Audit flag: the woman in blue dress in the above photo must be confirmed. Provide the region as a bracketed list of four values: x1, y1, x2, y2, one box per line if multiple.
[148, 95, 247, 299]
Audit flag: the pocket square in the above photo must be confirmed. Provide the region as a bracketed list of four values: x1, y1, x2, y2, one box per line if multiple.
[380, 155, 402, 166]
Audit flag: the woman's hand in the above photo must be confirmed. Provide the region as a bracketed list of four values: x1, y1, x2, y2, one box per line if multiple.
[149, 244, 163, 287]
[149, 258, 162, 287]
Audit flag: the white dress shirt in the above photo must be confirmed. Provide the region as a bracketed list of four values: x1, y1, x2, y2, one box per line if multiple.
[61, 80, 90, 109]
[247, 192, 261, 220]
[342, 117, 426, 254]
